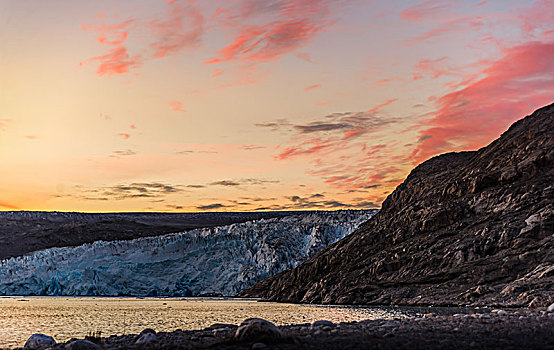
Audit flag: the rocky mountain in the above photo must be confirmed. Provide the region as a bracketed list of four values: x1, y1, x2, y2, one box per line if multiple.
[0, 210, 376, 296]
[0, 211, 304, 260]
[241, 103, 554, 308]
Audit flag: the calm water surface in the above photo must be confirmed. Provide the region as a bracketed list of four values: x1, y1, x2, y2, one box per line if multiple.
[0, 296, 411, 348]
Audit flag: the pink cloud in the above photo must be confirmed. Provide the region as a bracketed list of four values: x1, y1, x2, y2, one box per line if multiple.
[81, 19, 133, 46]
[342, 129, 365, 140]
[412, 16, 485, 42]
[296, 52, 312, 62]
[270, 97, 406, 194]
[367, 98, 397, 113]
[0, 201, 19, 210]
[412, 57, 450, 80]
[304, 84, 320, 91]
[130, 124, 137, 129]
[82, 1, 204, 76]
[100, 113, 111, 120]
[87, 47, 142, 76]
[169, 100, 186, 112]
[118, 133, 131, 139]
[412, 40, 554, 164]
[400, 0, 456, 22]
[206, 0, 343, 64]
[149, 1, 205, 59]
[518, 0, 554, 38]
[212, 68, 224, 77]
[0, 118, 11, 131]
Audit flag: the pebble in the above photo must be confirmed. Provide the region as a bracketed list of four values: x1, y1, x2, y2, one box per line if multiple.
[235, 318, 283, 342]
[65, 339, 101, 350]
[312, 320, 334, 328]
[24, 334, 56, 349]
[547, 303, 554, 312]
[207, 323, 237, 330]
[252, 343, 267, 349]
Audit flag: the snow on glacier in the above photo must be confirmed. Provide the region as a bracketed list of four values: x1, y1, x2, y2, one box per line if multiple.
[0, 210, 376, 296]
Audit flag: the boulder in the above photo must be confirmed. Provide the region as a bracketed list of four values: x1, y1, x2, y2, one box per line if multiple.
[24, 334, 56, 349]
[235, 318, 283, 342]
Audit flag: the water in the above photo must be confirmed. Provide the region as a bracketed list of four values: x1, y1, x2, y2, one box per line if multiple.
[0, 297, 410, 348]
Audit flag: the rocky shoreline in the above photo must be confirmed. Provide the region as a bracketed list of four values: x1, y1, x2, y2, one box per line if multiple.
[14, 307, 554, 350]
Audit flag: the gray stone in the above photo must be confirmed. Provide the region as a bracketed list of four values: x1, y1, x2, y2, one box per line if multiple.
[235, 318, 283, 342]
[311, 320, 334, 327]
[207, 323, 237, 330]
[65, 339, 101, 350]
[252, 343, 267, 349]
[24, 334, 56, 349]
[547, 303, 554, 312]
[135, 332, 157, 346]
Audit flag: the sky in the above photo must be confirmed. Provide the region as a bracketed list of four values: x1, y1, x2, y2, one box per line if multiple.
[0, 0, 553, 212]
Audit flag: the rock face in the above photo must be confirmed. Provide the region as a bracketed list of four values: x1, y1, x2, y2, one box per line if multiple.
[0, 210, 375, 296]
[241, 103, 554, 307]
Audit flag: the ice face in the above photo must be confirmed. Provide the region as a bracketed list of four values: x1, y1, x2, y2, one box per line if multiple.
[0, 210, 377, 296]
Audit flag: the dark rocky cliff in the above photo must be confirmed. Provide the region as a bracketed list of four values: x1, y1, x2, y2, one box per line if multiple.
[240, 103, 554, 307]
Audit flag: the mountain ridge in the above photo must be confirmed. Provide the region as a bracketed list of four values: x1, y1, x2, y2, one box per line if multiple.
[240, 103, 554, 308]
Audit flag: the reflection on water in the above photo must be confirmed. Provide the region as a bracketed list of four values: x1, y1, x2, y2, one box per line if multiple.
[0, 296, 408, 348]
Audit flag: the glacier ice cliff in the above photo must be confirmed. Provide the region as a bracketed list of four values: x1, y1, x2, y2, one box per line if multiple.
[0, 210, 376, 296]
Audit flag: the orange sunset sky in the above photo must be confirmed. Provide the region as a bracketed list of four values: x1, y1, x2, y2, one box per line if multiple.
[1, 0, 553, 212]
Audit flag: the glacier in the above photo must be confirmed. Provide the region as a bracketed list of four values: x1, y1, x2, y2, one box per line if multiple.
[0, 210, 376, 296]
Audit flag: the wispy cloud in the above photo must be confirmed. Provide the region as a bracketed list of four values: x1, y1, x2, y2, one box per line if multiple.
[206, 0, 346, 64]
[400, 0, 457, 22]
[209, 178, 279, 187]
[149, 1, 204, 59]
[412, 40, 554, 164]
[169, 100, 186, 112]
[274, 107, 400, 160]
[0, 119, 12, 131]
[82, 0, 204, 76]
[186, 184, 206, 189]
[239, 144, 266, 150]
[85, 47, 142, 76]
[75, 182, 185, 201]
[254, 193, 379, 211]
[254, 119, 292, 131]
[111, 149, 136, 157]
[196, 203, 229, 210]
[296, 52, 312, 62]
[304, 84, 321, 91]
[0, 201, 19, 210]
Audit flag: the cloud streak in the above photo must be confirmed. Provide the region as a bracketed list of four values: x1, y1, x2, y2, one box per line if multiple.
[209, 178, 279, 187]
[206, 0, 346, 64]
[0, 119, 12, 131]
[412, 40, 554, 163]
[76, 182, 185, 201]
[82, 0, 205, 76]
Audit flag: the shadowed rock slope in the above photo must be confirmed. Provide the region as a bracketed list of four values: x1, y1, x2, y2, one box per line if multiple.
[241, 103, 554, 307]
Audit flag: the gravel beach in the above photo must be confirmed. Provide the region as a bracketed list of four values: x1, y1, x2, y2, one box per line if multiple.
[13, 308, 553, 350]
